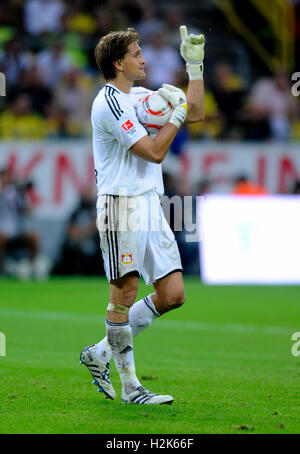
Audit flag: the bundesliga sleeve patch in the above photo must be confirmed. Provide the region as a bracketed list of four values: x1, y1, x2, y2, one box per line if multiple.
[122, 120, 134, 131]
[121, 120, 136, 135]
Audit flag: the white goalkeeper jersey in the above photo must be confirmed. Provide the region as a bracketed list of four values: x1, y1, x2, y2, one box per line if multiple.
[91, 83, 164, 196]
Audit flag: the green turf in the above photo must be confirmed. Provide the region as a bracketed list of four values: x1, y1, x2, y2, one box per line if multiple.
[0, 277, 300, 434]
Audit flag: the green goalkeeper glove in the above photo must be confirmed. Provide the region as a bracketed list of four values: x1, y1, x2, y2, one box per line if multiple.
[180, 25, 205, 80]
[158, 83, 188, 129]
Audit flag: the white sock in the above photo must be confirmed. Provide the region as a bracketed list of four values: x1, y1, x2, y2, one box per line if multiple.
[96, 295, 160, 360]
[95, 336, 111, 363]
[105, 319, 141, 395]
[130, 294, 160, 336]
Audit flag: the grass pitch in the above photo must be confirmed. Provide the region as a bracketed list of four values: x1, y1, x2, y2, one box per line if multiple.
[0, 277, 300, 434]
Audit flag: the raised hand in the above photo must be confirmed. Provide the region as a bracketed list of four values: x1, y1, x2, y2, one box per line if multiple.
[179, 25, 205, 80]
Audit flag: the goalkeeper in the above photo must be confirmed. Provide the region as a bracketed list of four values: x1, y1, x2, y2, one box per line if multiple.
[80, 25, 205, 404]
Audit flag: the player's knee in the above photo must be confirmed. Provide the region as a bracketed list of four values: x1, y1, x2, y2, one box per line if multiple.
[174, 291, 186, 308]
[165, 291, 186, 310]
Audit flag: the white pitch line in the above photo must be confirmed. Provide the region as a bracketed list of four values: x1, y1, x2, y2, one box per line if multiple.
[0, 308, 102, 324]
[0, 307, 297, 335]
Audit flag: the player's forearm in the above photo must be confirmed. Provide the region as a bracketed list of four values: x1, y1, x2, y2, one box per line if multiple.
[151, 123, 178, 162]
[130, 123, 178, 164]
[186, 79, 205, 122]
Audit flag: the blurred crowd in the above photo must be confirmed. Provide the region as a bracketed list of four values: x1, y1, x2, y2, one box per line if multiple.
[0, 0, 299, 142]
[0, 167, 51, 279]
[0, 165, 101, 279]
[1, 0, 300, 279]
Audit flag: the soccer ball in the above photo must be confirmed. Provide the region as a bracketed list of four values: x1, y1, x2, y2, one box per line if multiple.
[136, 92, 174, 136]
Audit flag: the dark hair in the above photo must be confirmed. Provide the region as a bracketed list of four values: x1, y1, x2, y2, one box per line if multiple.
[95, 28, 139, 80]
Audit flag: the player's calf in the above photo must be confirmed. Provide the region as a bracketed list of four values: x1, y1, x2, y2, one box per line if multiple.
[153, 271, 186, 314]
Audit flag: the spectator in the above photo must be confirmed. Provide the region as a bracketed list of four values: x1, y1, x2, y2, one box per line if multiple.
[0, 168, 51, 279]
[186, 89, 223, 140]
[164, 7, 201, 48]
[232, 175, 268, 195]
[36, 40, 71, 89]
[119, 0, 144, 25]
[142, 30, 183, 90]
[8, 66, 53, 116]
[53, 67, 98, 136]
[211, 62, 246, 140]
[54, 187, 102, 275]
[0, 38, 32, 86]
[135, 4, 164, 44]
[46, 104, 76, 138]
[24, 0, 65, 36]
[64, 0, 97, 35]
[0, 1, 24, 34]
[0, 2, 17, 36]
[291, 179, 300, 194]
[243, 70, 298, 141]
[162, 172, 200, 275]
[0, 94, 48, 139]
[197, 179, 211, 196]
[93, 5, 127, 38]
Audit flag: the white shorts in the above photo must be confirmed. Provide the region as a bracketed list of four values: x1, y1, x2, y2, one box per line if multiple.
[96, 190, 182, 285]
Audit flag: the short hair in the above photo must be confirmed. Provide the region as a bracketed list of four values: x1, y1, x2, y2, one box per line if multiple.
[95, 28, 139, 80]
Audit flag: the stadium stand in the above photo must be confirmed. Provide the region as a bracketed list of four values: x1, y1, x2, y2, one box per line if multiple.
[0, 0, 299, 276]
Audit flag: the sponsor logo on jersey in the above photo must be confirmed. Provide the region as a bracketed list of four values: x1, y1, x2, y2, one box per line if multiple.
[122, 120, 134, 131]
[121, 254, 133, 264]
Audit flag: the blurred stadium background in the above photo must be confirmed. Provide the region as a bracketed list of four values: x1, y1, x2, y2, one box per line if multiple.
[1, 0, 300, 436]
[0, 0, 300, 281]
